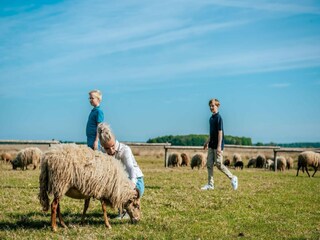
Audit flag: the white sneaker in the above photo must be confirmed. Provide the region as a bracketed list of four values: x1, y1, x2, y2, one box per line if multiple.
[122, 213, 130, 219]
[201, 184, 214, 190]
[231, 176, 238, 190]
[115, 211, 129, 220]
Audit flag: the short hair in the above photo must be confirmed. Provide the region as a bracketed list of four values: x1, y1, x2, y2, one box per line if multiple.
[208, 98, 220, 107]
[97, 123, 114, 145]
[89, 90, 102, 101]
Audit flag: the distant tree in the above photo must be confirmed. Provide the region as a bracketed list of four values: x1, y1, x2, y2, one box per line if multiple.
[147, 134, 253, 146]
[255, 142, 264, 146]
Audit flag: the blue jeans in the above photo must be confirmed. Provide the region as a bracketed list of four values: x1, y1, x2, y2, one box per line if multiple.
[136, 177, 145, 198]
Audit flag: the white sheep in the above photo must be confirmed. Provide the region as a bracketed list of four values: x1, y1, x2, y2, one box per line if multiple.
[269, 157, 286, 171]
[39, 144, 141, 231]
[232, 153, 242, 165]
[296, 151, 320, 177]
[11, 147, 42, 170]
[286, 157, 294, 170]
[265, 159, 274, 170]
[276, 156, 287, 171]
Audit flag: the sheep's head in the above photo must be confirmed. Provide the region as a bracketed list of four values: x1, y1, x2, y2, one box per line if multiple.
[124, 190, 141, 224]
[11, 159, 19, 170]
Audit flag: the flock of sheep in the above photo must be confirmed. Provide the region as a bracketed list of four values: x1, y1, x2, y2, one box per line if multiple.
[167, 152, 207, 169]
[0, 145, 320, 232]
[166, 151, 320, 177]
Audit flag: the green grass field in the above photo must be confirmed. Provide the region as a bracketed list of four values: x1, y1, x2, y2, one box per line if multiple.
[0, 156, 319, 240]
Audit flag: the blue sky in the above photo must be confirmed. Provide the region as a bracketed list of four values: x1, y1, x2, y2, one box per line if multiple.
[0, 0, 320, 144]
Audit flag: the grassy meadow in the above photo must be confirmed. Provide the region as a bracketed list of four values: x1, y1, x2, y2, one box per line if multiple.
[0, 154, 319, 240]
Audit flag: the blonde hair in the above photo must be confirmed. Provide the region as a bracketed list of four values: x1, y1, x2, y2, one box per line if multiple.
[89, 90, 102, 101]
[97, 123, 114, 145]
[208, 98, 220, 107]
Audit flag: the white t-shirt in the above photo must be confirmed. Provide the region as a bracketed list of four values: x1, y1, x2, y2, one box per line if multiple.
[114, 140, 143, 184]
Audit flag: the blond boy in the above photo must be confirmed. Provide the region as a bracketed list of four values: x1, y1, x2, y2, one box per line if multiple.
[86, 90, 104, 150]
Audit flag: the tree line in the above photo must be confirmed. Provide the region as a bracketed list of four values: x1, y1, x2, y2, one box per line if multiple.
[147, 134, 252, 146]
[147, 134, 320, 148]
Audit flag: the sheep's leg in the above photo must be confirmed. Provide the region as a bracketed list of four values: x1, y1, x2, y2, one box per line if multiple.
[51, 198, 59, 232]
[312, 167, 317, 177]
[57, 202, 67, 228]
[305, 167, 311, 177]
[296, 166, 301, 176]
[81, 198, 90, 224]
[101, 200, 111, 229]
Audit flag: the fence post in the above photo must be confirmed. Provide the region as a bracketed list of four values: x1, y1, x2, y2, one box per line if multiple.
[273, 149, 277, 172]
[164, 146, 168, 167]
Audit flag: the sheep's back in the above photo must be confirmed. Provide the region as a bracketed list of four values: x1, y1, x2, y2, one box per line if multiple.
[298, 151, 320, 167]
[44, 144, 131, 203]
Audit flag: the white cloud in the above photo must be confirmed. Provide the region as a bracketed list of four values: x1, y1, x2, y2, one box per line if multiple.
[1, 0, 320, 88]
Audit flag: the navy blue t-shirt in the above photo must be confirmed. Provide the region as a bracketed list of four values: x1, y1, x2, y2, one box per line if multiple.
[208, 112, 224, 150]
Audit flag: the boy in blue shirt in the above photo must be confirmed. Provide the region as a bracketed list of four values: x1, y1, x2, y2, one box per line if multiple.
[86, 90, 104, 150]
[201, 98, 238, 190]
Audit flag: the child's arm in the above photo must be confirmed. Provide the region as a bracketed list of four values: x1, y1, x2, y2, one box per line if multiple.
[123, 148, 137, 186]
[217, 130, 223, 155]
[93, 133, 99, 150]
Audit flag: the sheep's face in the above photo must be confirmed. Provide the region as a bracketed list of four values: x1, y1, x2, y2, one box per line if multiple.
[11, 159, 19, 170]
[125, 197, 141, 224]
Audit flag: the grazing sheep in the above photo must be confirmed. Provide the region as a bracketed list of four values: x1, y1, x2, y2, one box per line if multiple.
[11, 147, 42, 170]
[223, 158, 231, 167]
[286, 157, 294, 170]
[234, 161, 244, 170]
[296, 151, 320, 177]
[180, 153, 190, 167]
[270, 157, 286, 171]
[1, 152, 12, 163]
[39, 144, 141, 231]
[247, 158, 256, 168]
[191, 153, 206, 169]
[276, 156, 287, 171]
[265, 159, 274, 170]
[232, 153, 242, 165]
[167, 152, 182, 167]
[256, 154, 266, 168]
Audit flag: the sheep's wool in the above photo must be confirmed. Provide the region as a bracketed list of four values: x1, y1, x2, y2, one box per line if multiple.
[39, 144, 135, 210]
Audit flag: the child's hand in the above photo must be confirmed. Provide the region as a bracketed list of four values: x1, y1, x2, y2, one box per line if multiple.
[93, 140, 99, 150]
[217, 146, 222, 156]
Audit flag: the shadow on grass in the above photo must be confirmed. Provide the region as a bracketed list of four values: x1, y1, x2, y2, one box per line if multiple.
[145, 185, 161, 190]
[0, 185, 38, 189]
[0, 210, 132, 230]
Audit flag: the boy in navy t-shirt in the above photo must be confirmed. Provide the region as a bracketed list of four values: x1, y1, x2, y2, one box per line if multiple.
[201, 98, 238, 190]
